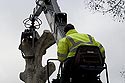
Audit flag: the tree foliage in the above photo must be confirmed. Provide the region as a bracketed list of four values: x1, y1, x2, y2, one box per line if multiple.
[84, 0, 125, 22]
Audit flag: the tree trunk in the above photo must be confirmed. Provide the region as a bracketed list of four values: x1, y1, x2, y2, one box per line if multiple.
[19, 30, 56, 83]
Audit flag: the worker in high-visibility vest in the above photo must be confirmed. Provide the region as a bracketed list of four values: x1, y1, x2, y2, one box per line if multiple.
[57, 24, 105, 83]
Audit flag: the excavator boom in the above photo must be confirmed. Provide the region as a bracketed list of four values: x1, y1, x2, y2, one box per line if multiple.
[30, 0, 67, 42]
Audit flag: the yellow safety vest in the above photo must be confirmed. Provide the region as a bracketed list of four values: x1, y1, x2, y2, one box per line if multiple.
[57, 29, 105, 62]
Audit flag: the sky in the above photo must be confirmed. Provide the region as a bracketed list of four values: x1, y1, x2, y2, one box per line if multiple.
[0, 0, 125, 83]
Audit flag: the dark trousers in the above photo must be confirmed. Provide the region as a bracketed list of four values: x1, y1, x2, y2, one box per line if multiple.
[60, 57, 74, 83]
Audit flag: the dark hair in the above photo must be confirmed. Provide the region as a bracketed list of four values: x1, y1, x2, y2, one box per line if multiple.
[64, 24, 75, 33]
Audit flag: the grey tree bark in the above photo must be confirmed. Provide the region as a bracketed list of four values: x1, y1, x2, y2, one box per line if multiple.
[19, 30, 56, 83]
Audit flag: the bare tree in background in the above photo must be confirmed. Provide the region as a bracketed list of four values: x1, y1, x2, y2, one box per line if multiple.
[84, 0, 125, 22]
[120, 66, 125, 83]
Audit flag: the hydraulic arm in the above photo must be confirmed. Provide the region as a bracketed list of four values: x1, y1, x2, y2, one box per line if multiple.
[30, 0, 67, 42]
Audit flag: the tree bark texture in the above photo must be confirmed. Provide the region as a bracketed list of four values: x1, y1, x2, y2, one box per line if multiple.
[19, 30, 56, 83]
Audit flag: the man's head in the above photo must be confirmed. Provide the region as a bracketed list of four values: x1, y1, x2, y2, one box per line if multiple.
[64, 24, 75, 33]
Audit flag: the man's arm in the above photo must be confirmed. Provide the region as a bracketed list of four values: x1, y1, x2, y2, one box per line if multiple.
[57, 38, 69, 62]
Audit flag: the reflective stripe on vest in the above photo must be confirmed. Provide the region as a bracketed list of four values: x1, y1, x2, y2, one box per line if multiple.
[57, 52, 67, 58]
[98, 43, 103, 49]
[66, 34, 93, 52]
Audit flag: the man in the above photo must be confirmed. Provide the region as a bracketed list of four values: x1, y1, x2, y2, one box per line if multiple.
[57, 24, 105, 83]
